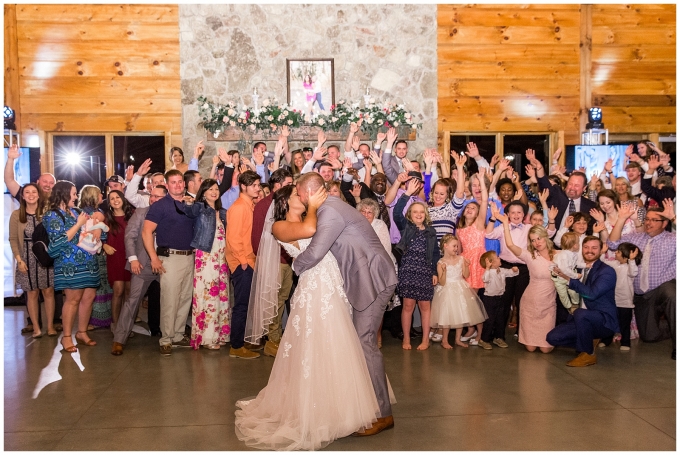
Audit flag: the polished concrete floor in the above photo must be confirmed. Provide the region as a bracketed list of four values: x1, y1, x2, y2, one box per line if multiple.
[4, 306, 676, 451]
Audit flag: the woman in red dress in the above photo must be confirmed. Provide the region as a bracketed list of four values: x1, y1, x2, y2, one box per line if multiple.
[104, 190, 134, 332]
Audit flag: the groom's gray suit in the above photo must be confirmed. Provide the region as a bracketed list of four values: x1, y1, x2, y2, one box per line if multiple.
[292, 196, 398, 417]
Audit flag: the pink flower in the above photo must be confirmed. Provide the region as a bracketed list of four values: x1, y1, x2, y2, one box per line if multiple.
[209, 285, 219, 297]
[219, 281, 227, 291]
[195, 259, 202, 269]
[220, 264, 228, 274]
[191, 335, 202, 349]
[220, 325, 231, 335]
[219, 295, 228, 302]
[191, 297, 197, 307]
[196, 311, 206, 330]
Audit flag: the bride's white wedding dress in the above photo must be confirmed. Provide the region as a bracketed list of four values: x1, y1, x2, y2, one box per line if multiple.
[234, 237, 381, 451]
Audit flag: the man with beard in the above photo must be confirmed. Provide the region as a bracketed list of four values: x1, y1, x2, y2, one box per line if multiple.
[340, 171, 390, 229]
[547, 236, 618, 367]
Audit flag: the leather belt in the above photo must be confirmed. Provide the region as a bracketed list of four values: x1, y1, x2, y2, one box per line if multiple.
[169, 249, 194, 255]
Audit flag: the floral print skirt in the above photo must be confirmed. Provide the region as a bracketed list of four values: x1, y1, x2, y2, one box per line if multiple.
[191, 221, 230, 349]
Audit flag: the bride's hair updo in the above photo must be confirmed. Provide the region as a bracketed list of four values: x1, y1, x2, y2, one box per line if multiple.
[273, 185, 295, 222]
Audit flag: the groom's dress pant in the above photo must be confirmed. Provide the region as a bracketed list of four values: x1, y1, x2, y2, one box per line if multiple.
[114, 272, 159, 345]
[353, 283, 396, 418]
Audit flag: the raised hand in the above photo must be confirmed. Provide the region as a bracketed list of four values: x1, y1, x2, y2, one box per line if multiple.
[218, 148, 231, 165]
[525, 148, 539, 168]
[552, 147, 562, 162]
[401, 157, 415, 172]
[422, 149, 434, 166]
[593, 221, 606, 234]
[629, 247, 639, 260]
[396, 171, 410, 183]
[506, 167, 517, 182]
[660, 198, 676, 221]
[489, 154, 500, 169]
[351, 135, 360, 151]
[405, 177, 422, 196]
[465, 142, 480, 159]
[376, 131, 386, 145]
[194, 140, 205, 159]
[267, 162, 276, 173]
[252, 149, 265, 165]
[279, 124, 290, 138]
[453, 152, 467, 169]
[477, 167, 487, 189]
[350, 183, 362, 198]
[312, 146, 327, 162]
[329, 158, 343, 170]
[125, 165, 134, 182]
[136, 158, 152, 176]
[317, 130, 327, 147]
[624, 144, 634, 158]
[564, 215, 574, 229]
[343, 157, 352, 169]
[369, 150, 381, 165]
[274, 138, 286, 156]
[577, 166, 587, 174]
[538, 188, 549, 205]
[589, 208, 605, 223]
[604, 158, 613, 173]
[212, 155, 221, 166]
[7, 144, 21, 160]
[241, 157, 256, 171]
[525, 164, 536, 179]
[548, 206, 559, 222]
[498, 158, 511, 173]
[349, 121, 359, 134]
[647, 153, 661, 171]
[386, 127, 398, 145]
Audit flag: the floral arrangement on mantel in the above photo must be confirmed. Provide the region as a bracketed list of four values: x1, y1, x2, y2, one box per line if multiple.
[197, 95, 422, 139]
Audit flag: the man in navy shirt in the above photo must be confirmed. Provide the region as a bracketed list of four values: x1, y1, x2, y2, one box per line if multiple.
[142, 169, 195, 356]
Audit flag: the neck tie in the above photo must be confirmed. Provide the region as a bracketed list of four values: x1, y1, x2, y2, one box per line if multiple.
[579, 266, 591, 309]
[568, 199, 576, 215]
[376, 194, 390, 230]
[639, 238, 654, 293]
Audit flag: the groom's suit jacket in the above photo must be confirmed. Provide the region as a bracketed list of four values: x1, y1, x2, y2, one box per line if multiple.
[292, 196, 398, 311]
[568, 259, 619, 334]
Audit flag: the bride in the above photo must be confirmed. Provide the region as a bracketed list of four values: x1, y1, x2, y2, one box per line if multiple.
[234, 185, 383, 451]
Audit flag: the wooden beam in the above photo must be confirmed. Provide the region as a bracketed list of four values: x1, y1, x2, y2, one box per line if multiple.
[593, 95, 676, 107]
[105, 133, 114, 179]
[4, 5, 21, 135]
[579, 4, 593, 134]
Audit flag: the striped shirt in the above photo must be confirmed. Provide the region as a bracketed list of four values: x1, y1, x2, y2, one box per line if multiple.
[428, 195, 465, 240]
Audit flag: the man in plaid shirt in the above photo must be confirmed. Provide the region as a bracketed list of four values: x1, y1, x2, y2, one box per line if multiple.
[606, 205, 676, 360]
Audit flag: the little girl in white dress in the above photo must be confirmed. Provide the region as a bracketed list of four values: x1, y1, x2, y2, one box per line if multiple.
[431, 234, 488, 349]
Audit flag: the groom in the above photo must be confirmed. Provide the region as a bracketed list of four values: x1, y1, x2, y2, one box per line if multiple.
[293, 173, 398, 436]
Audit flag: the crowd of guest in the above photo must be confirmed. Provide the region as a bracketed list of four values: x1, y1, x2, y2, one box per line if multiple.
[5, 127, 676, 365]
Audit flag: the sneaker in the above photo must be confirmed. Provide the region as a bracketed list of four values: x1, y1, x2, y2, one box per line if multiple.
[460, 330, 478, 342]
[469, 339, 479, 346]
[513, 333, 519, 339]
[620, 345, 630, 351]
[432, 333, 443, 343]
[263, 340, 279, 357]
[229, 346, 260, 359]
[159, 344, 172, 356]
[172, 335, 191, 348]
[477, 340, 493, 350]
[493, 338, 508, 348]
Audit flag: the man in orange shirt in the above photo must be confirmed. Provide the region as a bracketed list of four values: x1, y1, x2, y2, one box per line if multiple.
[226, 170, 262, 359]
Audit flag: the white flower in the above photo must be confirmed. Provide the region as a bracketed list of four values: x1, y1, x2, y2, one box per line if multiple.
[398, 104, 405, 109]
[249, 124, 256, 131]
[394, 121, 400, 127]
[227, 108, 235, 116]
[318, 119, 325, 126]
[267, 115, 274, 121]
[202, 103, 209, 109]
[331, 117, 338, 122]
[287, 120, 293, 125]
[405, 112, 412, 119]
[263, 99, 270, 107]
[229, 120, 236, 127]
[283, 110, 288, 116]
[367, 118, 374, 124]
[222, 116, 228, 123]
[239, 112, 247, 119]
[213, 131, 220, 138]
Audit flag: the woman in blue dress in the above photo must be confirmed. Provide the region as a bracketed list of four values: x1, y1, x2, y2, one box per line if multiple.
[44, 181, 100, 352]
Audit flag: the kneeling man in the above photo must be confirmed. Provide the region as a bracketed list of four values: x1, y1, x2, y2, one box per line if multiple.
[547, 236, 619, 367]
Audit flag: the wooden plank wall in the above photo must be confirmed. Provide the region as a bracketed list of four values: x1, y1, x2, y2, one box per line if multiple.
[438, 4, 676, 145]
[591, 4, 676, 134]
[9, 4, 182, 152]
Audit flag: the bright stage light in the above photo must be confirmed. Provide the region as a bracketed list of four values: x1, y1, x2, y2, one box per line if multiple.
[65, 152, 81, 166]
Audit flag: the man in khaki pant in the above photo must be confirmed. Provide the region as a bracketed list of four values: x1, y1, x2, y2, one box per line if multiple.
[251, 168, 294, 357]
[142, 170, 196, 356]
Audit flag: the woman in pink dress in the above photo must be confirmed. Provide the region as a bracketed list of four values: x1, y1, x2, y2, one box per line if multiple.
[495, 210, 556, 353]
[457, 168, 489, 291]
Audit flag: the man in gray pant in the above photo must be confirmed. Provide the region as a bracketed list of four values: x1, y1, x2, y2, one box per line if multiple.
[111, 185, 167, 355]
[292, 173, 398, 436]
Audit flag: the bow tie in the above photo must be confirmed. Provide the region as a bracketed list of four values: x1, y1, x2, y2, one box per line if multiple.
[510, 223, 524, 230]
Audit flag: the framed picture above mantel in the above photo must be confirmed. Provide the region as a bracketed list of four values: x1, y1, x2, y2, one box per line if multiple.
[286, 58, 335, 117]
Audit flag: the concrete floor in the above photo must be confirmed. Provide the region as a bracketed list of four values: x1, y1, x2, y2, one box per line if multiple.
[4, 306, 676, 451]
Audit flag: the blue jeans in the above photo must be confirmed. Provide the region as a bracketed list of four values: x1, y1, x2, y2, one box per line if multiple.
[230, 265, 253, 349]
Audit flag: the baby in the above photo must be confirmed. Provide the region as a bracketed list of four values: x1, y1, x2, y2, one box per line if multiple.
[77, 211, 109, 255]
[550, 231, 581, 313]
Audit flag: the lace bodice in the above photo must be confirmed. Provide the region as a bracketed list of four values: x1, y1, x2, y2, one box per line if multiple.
[442, 260, 464, 281]
[278, 237, 311, 259]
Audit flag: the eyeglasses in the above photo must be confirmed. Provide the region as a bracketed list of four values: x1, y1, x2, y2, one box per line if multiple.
[643, 217, 664, 223]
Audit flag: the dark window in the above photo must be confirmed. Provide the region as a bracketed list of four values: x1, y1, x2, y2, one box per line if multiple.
[449, 135, 496, 175]
[113, 135, 166, 181]
[53, 136, 106, 191]
[502, 135, 550, 180]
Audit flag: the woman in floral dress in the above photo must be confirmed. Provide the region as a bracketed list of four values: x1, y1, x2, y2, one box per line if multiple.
[184, 179, 230, 350]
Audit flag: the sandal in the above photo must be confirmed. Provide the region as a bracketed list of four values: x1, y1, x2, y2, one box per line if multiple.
[204, 344, 221, 350]
[61, 336, 78, 353]
[21, 325, 34, 334]
[32, 331, 43, 339]
[47, 329, 58, 337]
[75, 331, 97, 346]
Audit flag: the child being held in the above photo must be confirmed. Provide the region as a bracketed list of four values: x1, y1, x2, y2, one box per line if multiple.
[549, 231, 581, 313]
[77, 211, 109, 255]
[478, 251, 519, 350]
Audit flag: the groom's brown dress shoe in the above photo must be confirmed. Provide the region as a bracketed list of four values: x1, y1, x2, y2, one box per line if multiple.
[353, 415, 394, 436]
[566, 352, 597, 367]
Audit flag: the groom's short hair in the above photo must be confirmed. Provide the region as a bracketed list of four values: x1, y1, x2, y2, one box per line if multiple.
[297, 172, 324, 195]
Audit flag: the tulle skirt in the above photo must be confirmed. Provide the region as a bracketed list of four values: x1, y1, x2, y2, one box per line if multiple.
[234, 261, 382, 450]
[431, 279, 488, 328]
